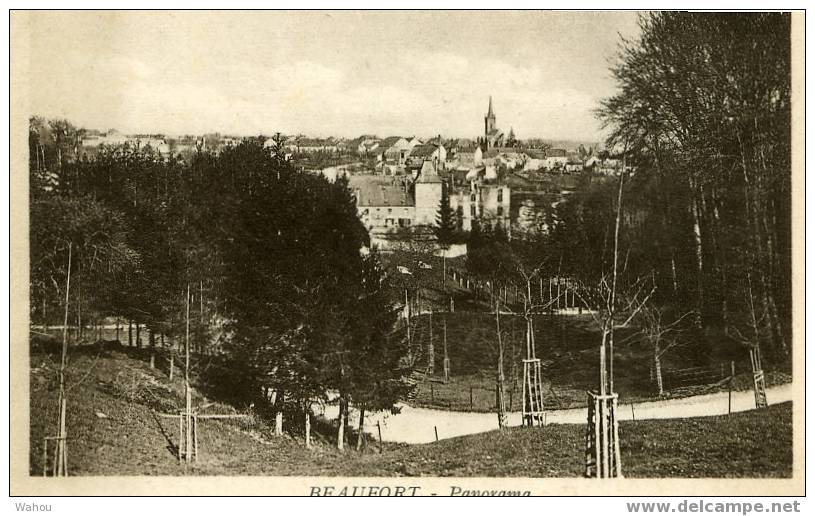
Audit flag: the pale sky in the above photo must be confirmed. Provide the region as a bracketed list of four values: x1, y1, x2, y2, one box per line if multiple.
[19, 11, 642, 140]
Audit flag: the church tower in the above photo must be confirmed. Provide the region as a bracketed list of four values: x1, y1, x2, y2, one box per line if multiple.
[484, 96, 496, 136]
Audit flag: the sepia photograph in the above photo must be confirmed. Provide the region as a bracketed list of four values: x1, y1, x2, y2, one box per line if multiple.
[8, 8, 804, 497]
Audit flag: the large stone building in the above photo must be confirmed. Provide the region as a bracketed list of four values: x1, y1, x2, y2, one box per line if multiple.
[449, 181, 511, 232]
[350, 160, 444, 235]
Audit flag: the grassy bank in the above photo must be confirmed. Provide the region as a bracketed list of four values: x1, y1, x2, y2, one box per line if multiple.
[30, 342, 791, 477]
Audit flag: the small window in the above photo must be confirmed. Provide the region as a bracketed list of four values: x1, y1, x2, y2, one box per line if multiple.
[497, 190, 503, 202]
[470, 193, 476, 202]
[385, 218, 394, 226]
[388, 208, 392, 213]
[470, 205, 476, 217]
[497, 206, 504, 216]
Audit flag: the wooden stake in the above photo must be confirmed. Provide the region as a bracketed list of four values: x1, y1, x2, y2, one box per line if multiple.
[593, 396, 601, 479]
[377, 421, 383, 453]
[305, 411, 311, 449]
[612, 397, 623, 478]
[193, 415, 199, 461]
[42, 438, 48, 477]
[275, 391, 284, 436]
[337, 401, 345, 451]
[178, 410, 183, 462]
[442, 317, 449, 383]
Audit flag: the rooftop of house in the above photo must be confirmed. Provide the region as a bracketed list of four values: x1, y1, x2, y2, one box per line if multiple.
[547, 148, 568, 158]
[416, 161, 443, 184]
[410, 143, 441, 158]
[291, 138, 336, 147]
[349, 175, 414, 207]
[524, 149, 547, 159]
[378, 136, 405, 149]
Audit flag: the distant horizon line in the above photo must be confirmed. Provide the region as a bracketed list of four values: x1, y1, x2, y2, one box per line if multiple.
[71, 126, 605, 145]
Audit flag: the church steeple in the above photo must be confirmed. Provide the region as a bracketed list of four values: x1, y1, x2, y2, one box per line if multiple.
[485, 95, 496, 137]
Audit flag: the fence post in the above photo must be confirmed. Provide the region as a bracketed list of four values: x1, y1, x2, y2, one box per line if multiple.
[377, 421, 383, 453]
[431, 383, 435, 403]
[434, 426, 439, 442]
[470, 386, 473, 411]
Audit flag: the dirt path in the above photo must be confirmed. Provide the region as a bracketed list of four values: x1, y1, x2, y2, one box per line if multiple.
[317, 383, 792, 444]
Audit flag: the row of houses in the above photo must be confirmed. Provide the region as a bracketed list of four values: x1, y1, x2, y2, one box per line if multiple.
[80, 130, 248, 159]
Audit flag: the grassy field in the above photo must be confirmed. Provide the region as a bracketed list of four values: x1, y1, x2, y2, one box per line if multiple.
[30, 342, 791, 478]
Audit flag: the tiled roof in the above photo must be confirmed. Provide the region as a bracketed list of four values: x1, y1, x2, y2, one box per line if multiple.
[378, 136, 404, 149]
[524, 149, 547, 159]
[410, 143, 439, 158]
[350, 176, 414, 207]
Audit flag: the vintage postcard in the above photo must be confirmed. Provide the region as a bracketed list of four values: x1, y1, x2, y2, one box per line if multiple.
[9, 9, 805, 497]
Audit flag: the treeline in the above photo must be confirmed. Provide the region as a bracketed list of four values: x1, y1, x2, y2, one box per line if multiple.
[555, 12, 791, 361]
[29, 122, 411, 442]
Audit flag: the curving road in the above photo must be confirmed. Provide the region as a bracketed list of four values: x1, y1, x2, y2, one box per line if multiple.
[317, 383, 792, 444]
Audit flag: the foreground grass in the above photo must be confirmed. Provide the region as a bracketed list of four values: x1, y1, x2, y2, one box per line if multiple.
[346, 403, 791, 478]
[30, 344, 791, 478]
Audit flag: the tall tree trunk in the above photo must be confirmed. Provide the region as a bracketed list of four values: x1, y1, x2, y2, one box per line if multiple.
[55, 243, 72, 476]
[494, 298, 506, 428]
[405, 290, 412, 367]
[356, 407, 366, 451]
[427, 310, 434, 374]
[304, 409, 311, 449]
[337, 397, 346, 450]
[149, 329, 156, 368]
[654, 344, 664, 396]
[689, 186, 705, 329]
[274, 390, 284, 436]
[739, 137, 787, 358]
[199, 279, 205, 355]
